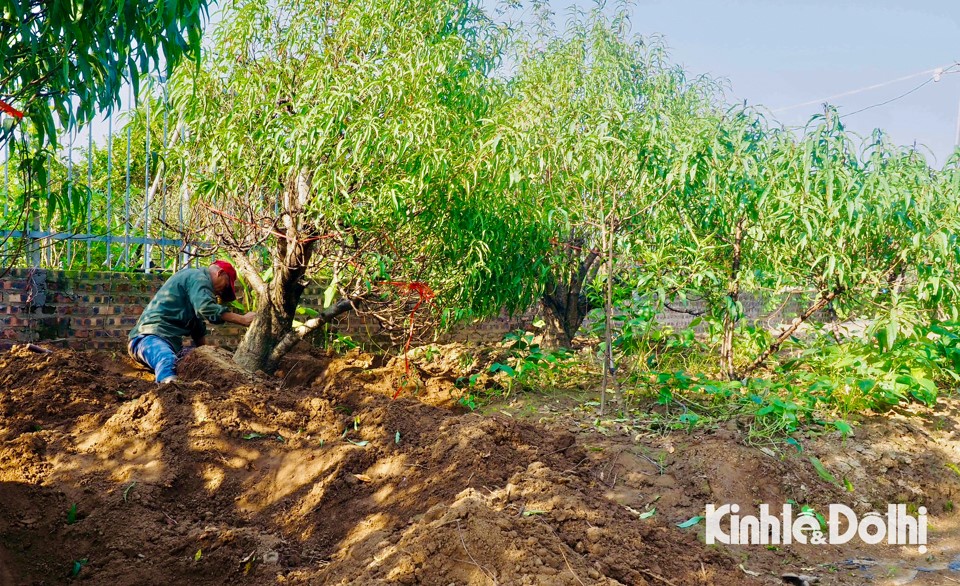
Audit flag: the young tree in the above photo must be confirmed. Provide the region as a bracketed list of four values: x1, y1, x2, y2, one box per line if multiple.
[648, 106, 786, 379]
[739, 112, 960, 376]
[492, 9, 717, 348]
[170, 0, 511, 372]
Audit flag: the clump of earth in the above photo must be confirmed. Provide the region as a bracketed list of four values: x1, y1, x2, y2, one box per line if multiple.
[1, 343, 958, 585]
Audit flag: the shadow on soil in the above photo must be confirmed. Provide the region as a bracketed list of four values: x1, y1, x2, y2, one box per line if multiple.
[0, 345, 757, 585]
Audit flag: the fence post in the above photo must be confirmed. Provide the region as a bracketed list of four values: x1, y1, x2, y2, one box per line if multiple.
[143, 95, 151, 273]
[124, 84, 132, 268]
[105, 113, 113, 268]
[66, 129, 74, 267]
[160, 82, 169, 271]
[86, 122, 93, 266]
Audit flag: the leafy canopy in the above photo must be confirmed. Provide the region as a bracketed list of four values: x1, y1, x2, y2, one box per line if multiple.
[0, 0, 208, 147]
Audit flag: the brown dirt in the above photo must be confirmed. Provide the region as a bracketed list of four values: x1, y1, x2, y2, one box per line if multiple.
[495, 389, 960, 585]
[0, 345, 758, 586]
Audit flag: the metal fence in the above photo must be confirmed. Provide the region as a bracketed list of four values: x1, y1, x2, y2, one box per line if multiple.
[0, 81, 206, 273]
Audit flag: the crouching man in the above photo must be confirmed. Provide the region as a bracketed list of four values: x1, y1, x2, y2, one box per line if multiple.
[128, 261, 256, 383]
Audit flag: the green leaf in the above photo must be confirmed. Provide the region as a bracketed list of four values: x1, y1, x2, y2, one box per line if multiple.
[194, 549, 202, 562]
[800, 506, 827, 531]
[123, 482, 137, 503]
[323, 281, 337, 309]
[67, 503, 78, 525]
[809, 456, 839, 485]
[395, 431, 400, 444]
[638, 508, 656, 519]
[296, 306, 319, 318]
[676, 515, 704, 528]
[243, 433, 264, 440]
[489, 363, 516, 377]
[71, 559, 88, 577]
[347, 439, 369, 447]
[832, 421, 852, 437]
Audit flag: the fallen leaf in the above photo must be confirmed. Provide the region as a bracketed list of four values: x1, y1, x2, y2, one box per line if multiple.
[676, 515, 704, 528]
[739, 564, 761, 577]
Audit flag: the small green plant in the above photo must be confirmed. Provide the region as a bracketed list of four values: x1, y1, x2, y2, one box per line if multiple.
[418, 345, 440, 363]
[70, 558, 88, 578]
[458, 393, 479, 411]
[456, 351, 476, 371]
[488, 330, 573, 394]
[66, 503, 78, 525]
[329, 333, 359, 354]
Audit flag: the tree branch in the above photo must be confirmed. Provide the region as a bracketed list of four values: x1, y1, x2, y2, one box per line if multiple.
[268, 296, 361, 365]
[231, 253, 268, 297]
[742, 288, 840, 375]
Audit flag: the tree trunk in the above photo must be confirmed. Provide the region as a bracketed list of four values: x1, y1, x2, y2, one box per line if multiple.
[541, 292, 584, 348]
[232, 199, 315, 373]
[720, 218, 745, 380]
[540, 239, 601, 349]
[233, 276, 304, 373]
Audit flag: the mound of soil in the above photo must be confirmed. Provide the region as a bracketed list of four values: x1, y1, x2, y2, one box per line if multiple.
[500, 389, 960, 585]
[0, 345, 755, 585]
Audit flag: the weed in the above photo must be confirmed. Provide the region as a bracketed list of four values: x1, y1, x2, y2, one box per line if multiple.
[418, 345, 440, 363]
[456, 351, 476, 371]
[328, 333, 359, 354]
[488, 330, 573, 395]
[70, 558, 88, 578]
[458, 393, 479, 411]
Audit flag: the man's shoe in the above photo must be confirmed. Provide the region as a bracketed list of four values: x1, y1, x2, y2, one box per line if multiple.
[158, 375, 179, 384]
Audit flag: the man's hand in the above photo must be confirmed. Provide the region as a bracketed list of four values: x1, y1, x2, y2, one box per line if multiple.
[240, 311, 257, 327]
[223, 311, 257, 327]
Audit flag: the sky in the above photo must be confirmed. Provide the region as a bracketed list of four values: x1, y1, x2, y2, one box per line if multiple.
[501, 0, 960, 166]
[77, 0, 960, 168]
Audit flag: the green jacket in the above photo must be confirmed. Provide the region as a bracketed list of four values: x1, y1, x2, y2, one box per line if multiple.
[128, 268, 227, 352]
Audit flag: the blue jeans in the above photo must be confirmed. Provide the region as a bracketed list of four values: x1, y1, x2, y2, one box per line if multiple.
[128, 335, 178, 383]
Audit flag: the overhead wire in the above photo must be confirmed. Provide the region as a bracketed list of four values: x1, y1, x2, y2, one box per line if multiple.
[772, 62, 960, 114]
[839, 75, 939, 119]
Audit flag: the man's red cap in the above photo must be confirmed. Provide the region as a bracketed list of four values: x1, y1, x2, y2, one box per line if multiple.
[213, 260, 238, 303]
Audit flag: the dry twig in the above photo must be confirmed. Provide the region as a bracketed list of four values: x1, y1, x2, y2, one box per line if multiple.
[638, 568, 678, 586]
[455, 519, 498, 585]
[535, 517, 586, 586]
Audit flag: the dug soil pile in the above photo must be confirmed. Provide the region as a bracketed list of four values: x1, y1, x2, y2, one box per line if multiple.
[0, 345, 756, 585]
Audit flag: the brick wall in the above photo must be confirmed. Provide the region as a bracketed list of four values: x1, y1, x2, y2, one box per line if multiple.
[0, 269, 247, 350]
[0, 269, 533, 351]
[0, 268, 825, 352]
